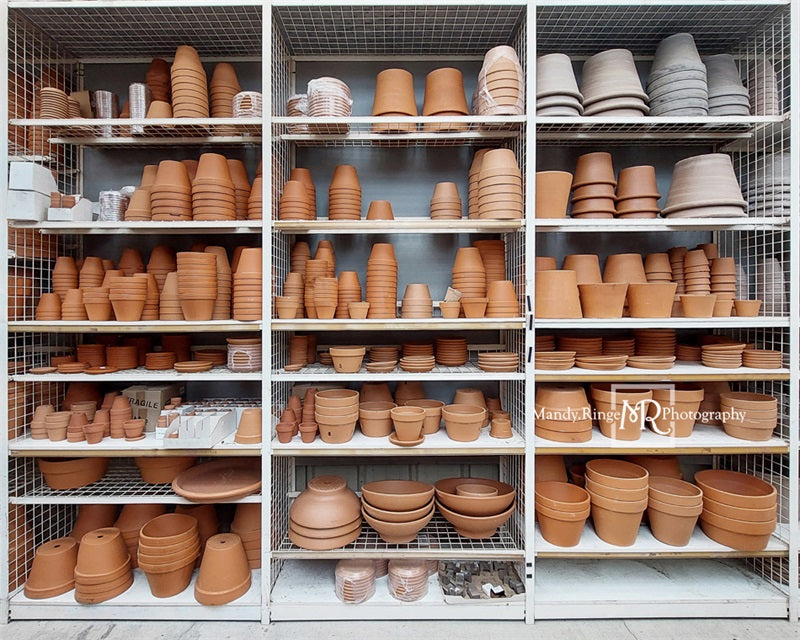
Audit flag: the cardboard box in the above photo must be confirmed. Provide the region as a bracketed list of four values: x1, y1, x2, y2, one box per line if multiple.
[7, 189, 50, 221]
[8, 162, 58, 195]
[123, 383, 185, 432]
[48, 197, 94, 221]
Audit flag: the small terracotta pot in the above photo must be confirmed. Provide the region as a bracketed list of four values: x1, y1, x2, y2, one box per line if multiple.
[390, 406, 426, 441]
[298, 422, 318, 443]
[276, 422, 294, 443]
[734, 299, 762, 317]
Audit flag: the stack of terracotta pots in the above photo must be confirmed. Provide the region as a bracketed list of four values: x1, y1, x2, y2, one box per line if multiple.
[362, 477, 434, 542]
[401, 283, 433, 318]
[647, 34, 707, 117]
[24, 537, 78, 599]
[647, 384, 704, 438]
[171, 45, 208, 118]
[536, 53, 583, 116]
[695, 469, 777, 551]
[486, 280, 519, 317]
[535, 481, 591, 547]
[451, 246, 486, 302]
[230, 504, 261, 569]
[146, 245, 176, 293]
[335, 271, 362, 318]
[303, 258, 328, 318]
[247, 177, 263, 219]
[289, 475, 362, 550]
[719, 391, 777, 441]
[225, 159, 251, 220]
[579, 49, 649, 117]
[124, 189, 152, 220]
[193, 153, 236, 220]
[578, 281, 628, 318]
[314, 277, 338, 319]
[467, 149, 490, 218]
[35, 293, 61, 320]
[585, 459, 648, 546]
[158, 273, 183, 320]
[151, 160, 192, 221]
[145, 58, 170, 102]
[473, 239, 506, 283]
[535, 171, 573, 218]
[279, 180, 314, 220]
[209, 62, 241, 125]
[534, 385, 592, 442]
[372, 68, 417, 133]
[60, 289, 87, 320]
[233, 248, 262, 321]
[476, 149, 523, 219]
[430, 182, 462, 219]
[365, 200, 393, 220]
[281, 272, 304, 318]
[422, 68, 469, 132]
[647, 477, 703, 546]
[705, 54, 750, 116]
[535, 270, 581, 318]
[74, 528, 133, 603]
[474, 46, 524, 116]
[107, 275, 148, 321]
[590, 383, 652, 441]
[570, 152, 616, 218]
[435, 477, 516, 539]
[709, 257, 736, 316]
[366, 243, 397, 319]
[176, 252, 217, 321]
[52, 256, 78, 299]
[307, 77, 352, 134]
[328, 165, 361, 219]
[315, 389, 360, 444]
[113, 504, 166, 569]
[663, 154, 747, 218]
[615, 165, 661, 218]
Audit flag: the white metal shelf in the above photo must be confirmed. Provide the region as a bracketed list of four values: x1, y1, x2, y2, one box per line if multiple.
[534, 558, 788, 619]
[272, 218, 523, 235]
[270, 560, 524, 622]
[9, 320, 262, 334]
[11, 465, 262, 505]
[535, 362, 790, 382]
[273, 512, 522, 560]
[9, 568, 261, 621]
[271, 427, 524, 457]
[14, 365, 261, 383]
[535, 317, 790, 330]
[10, 221, 264, 235]
[10, 432, 260, 457]
[534, 423, 788, 455]
[272, 362, 523, 382]
[534, 218, 790, 233]
[535, 522, 789, 559]
[270, 318, 525, 331]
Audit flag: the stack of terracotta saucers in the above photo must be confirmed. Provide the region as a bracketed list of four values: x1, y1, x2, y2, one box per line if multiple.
[171, 45, 208, 118]
[558, 335, 602, 356]
[580, 49, 649, 117]
[399, 354, 435, 373]
[335, 272, 362, 318]
[603, 337, 636, 356]
[366, 243, 397, 319]
[742, 349, 783, 369]
[719, 391, 777, 441]
[662, 154, 747, 218]
[144, 351, 176, 370]
[176, 252, 217, 321]
[194, 348, 226, 367]
[634, 329, 677, 356]
[575, 354, 627, 371]
[536, 53, 583, 116]
[40, 87, 69, 119]
[534, 385, 592, 442]
[307, 77, 352, 134]
[328, 165, 361, 220]
[477, 149, 523, 219]
[535, 351, 576, 370]
[477, 351, 518, 372]
[435, 337, 468, 367]
[401, 283, 433, 318]
[335, 560, 376, 604]
[570, 152, 616, 218]
[701, 341, 745, 368]
[474, 46, 524, 116]
[387, 560, 430, 601]
[536, 335, 556, 352]
[369, 347, 400, 363]
[106, 346, 138, 371]
[233, 248, 262, 321]
[151, 160, 192, 221]
[227, 338, 262, 372]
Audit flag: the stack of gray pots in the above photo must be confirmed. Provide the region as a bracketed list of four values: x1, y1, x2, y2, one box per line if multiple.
[647, 33, 708, 116]
[705, 54, 750, 116]
[536, 53, 583, 116]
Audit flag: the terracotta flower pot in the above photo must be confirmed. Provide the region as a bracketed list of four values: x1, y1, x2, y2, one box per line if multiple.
[603, 253, 647, 283]
[366, 200, 394, 220]
[578, 282, 628, 318]
[627, 282, 678, 317]
[589, 492, 647, 546]
[423, 67, 468, 115]
[359, 401, 396, 437]
[535, 270, 582, 318]
[536, 171, 573, 218]
[194, 533, 251, 605]
[390, 406, 426, 442]
[24, 537, 78, 599]
[536, 499, 590, 547]
[373, 68, 417, 116]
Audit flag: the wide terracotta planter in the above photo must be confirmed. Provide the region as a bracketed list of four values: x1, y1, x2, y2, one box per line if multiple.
[589, 492, 647, 546]
[647, 498, 702, 546]
[578, 282, 628, 318]
[535, 270, 582, 318]
[194, 534, 252, 605]
[536, 501, 590, 547]
[627, 282, 678, 317]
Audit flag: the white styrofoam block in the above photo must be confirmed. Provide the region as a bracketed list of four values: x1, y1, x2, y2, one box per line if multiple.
[47, 197, 94, 221]
[8, 162, 58, 195]
[6, 189, 50, 221]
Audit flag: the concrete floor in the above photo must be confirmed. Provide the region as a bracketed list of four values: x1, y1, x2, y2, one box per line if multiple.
[3, 619, 800, 640]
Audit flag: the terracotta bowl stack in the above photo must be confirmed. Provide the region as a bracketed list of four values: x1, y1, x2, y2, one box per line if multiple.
[705, 54, 750, 116]
[315, 389, 360, 444]
[307, 77, 352, 134]
[136, 513, 200, 598]
[647, 34, 708, 117]
[401, 283, 433, 318]
[579, 49, 649, 117]
[695, 469, 777, 551]
[335, 271, 362, 318]
[474, 45, 524, 116]
[647, 477, 703, 546]
[430, 182, 462, 219]
[366, 242, 397, 319]
[289, 475, 362, 550]
[662, 153, 747, 218]
[614, 165, 661, 218]
[230, 504, 261, 569]
[719, 391, 778, 441]
[233, 247, 262, 321]
[585, 459, 648, 546]
[361, 479, 434, 542]
[151, 160, 192, 221]
[371, 68, 418, 133]
[570, 152, 616, 218]
[328, 164, 361, 220]
[435, 477, 516, 539]
[192, 153, 236, 221]
[74, 527, 133, 604]
[536, 53, 583, 116]
[534, 385, 592, 442]
[335, 559, 376, 604]
[176, 251, 217, 321]
[24, 537, 78, 599]
[422, 67, 469, 132]
[476, 149, 523, 219]
[279, 180, 314, 220]
[171, 45, 209, 118]
[535, 481, 591, 547]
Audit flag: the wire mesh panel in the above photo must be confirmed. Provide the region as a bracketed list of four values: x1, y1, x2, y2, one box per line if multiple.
[500, 454, 525, 550]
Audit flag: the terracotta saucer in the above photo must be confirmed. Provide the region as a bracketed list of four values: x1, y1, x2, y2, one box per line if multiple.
[284, 364, 304, 372]
[85, 366, 120, 375]
[172, 457, 260, 502]
[388, 432, 425, 447]
[125, 434, 146, 442]
[30, 367, 57, 374]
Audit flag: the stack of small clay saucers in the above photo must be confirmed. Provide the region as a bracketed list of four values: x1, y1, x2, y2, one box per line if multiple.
[171, 45, 209, 118]
[536, 53, 583, 116]
[474, 46, 524, 116]
[369, 346, 400, 362]
[247, 177, 263, 219]
[435, 337, 468, 366]
[676, 343, 702, 362]
[174, 360, 213, 373]
[476, 149, 523, 220]
[701, 342, 745, 368]
[335, 559, 376, 604]
[719, 392, 778, 441]
[138, 513, 200, 598]
[535, 351, 575, 370]
[477, 351, 518, 372]
[634, 329, 677, 357]
[40, 87, 70, 118]
[233, 248, 262, 321]
[176, 251, 218, 321]
[227, 337, 262, 372]
[615, 165, 661, 219]
[76, 344, 106, 368]
[365, 243, 397, 319]
[58, 362, 87, 375]
[401, 283, 433, 318]
[336, 272, 362, 318]
[602, 337, 636, 356]
[286, 93, 308, 132]
[145, 351, 176, 371]
[579, 49, 649, 117]
[570, 152, 616, 218]
[74, 528, 133, 604]
[742, 349, 783, 369]
[575, 354, 627, 371]
[279, 180, 314, 220]
[647, 34, 708, 117]
[328, 165, 361, 220]
[192, 153, 236, 221]
[365, 360, 396, 373]
[150, 160, 192, 221]
[402, 342, 434, 358]
[106, 346, 138, 370]
[289, 475, 362, 549]
[662, 154, 747, 218]
[558, 335, 602, 356]
[307, 77, 352, 134]
[627, 355, 676, 370]
[210, 62, 241, 132]
[451, 247, 487, 299]
[399, 355, 435, 373]
[194, 348, 227, 366]
[430, 182, 462, 219]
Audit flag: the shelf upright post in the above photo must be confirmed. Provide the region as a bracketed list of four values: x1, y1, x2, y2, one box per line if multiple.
[524, 0, 536, 625]
[262, 0, 274, 625]
[0, 0, 9, 624]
